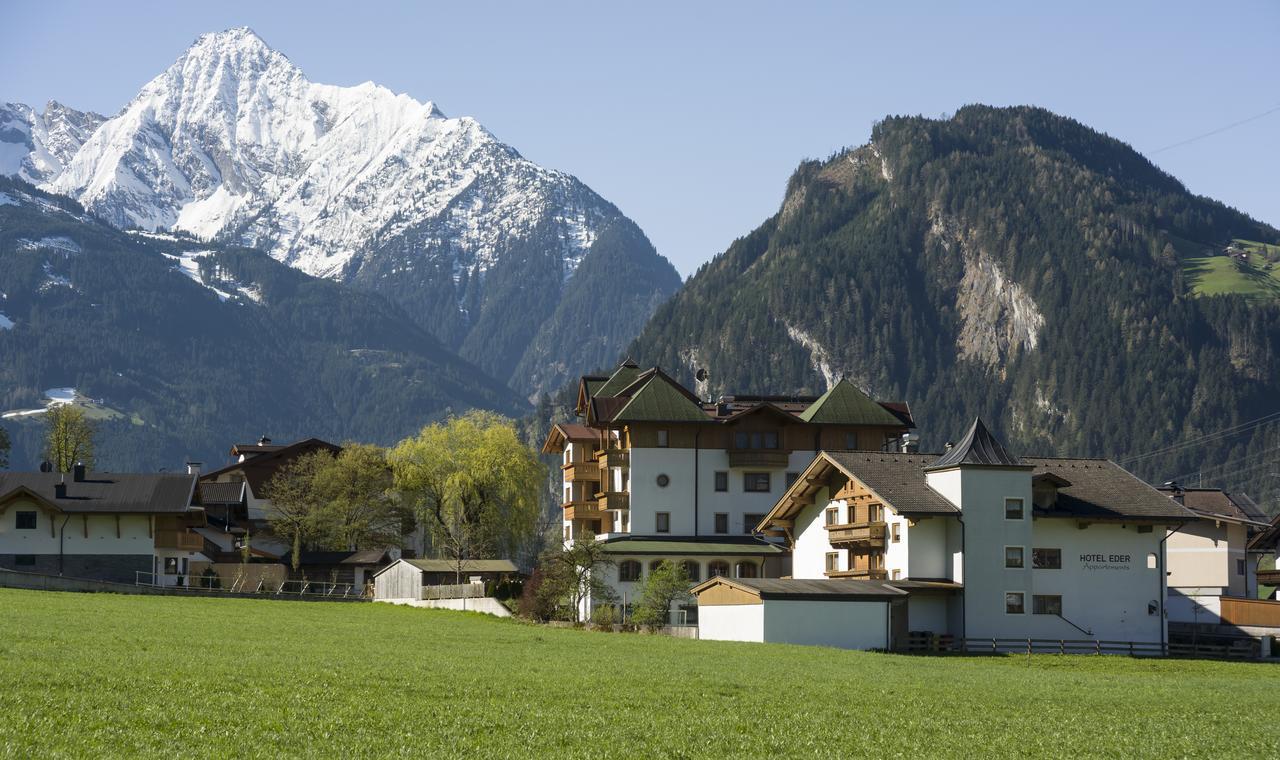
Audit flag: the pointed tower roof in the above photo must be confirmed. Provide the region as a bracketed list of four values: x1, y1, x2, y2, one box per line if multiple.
[927, 418, 1026, 469]
[797, 378, 906, 426]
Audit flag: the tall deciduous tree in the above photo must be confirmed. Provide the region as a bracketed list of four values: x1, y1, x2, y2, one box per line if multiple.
[43, 405, 95, 472]
[311, 443, 405, 551]
[533, 535, 617, 623]
[263, 450, 332, 572]
[388, 411, 544, 581]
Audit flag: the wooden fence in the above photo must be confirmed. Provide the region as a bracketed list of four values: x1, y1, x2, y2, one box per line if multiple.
[900, 634, 1263, 660]
[1220, 597, 1280, 628]
[421, 583, 486, 600]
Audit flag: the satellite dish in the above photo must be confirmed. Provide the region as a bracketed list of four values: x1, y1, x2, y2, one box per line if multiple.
[39, 461, 53, 473]
[695, 368, 709, 382]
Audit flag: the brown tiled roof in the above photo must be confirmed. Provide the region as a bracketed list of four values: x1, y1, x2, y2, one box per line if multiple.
[201, 438, 340, 494]
[1158, 487, 1270, 525]
[1026, 458, 1195, 521]
[824, 452, 958, 514]
[0, 472, 197, 513]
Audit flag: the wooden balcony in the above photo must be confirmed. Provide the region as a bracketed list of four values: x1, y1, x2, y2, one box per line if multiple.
[596, 491, 630, 511]
[825, 521, 887, 548]
[825, 568, 888, 580]
[563, 503, 610, 522]
[596, 449, 629, 468]
[727, 449, 790, 468]
[1256, 569, 1280, 587]
[562, 460, 600, 482]
[154, 530, 203, 551]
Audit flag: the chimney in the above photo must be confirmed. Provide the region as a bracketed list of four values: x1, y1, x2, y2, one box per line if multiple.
[258, 435, 272, 446]
[72, 461, 86, 482]
[187, 461, 203, 476]
[944, 441, 954, 453]
[901, 432, 920, 454]
[54, 477, 67, 499]
[1163, 480, 1184, 504]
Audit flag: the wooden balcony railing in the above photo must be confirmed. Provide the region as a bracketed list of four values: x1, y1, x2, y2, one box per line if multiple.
[596, 449, 629, 468]
[562, 461, 600, 482]
[563, 503, 610, 522]
[727, 449, 790, 468]
[825, 521, 887, 547]
[824, 568, 888, 580]
[154, 530, 203, 551]
[595, 491, 630, 511]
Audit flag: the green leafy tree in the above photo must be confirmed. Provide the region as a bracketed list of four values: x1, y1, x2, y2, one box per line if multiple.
[632, 560, 693, 630]
[262, 450, 332, 572]
[43, 404, 95, 473]
[533, 535, 616, 623]
[311, 443, 406, 551]
[389, 411, 544, 582]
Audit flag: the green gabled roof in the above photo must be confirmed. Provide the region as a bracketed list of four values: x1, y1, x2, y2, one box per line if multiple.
[798, 378, 904, 426]
[583, 378, 606, 397]
[612, 374, 711, 423]
[593, 362, 642, 398]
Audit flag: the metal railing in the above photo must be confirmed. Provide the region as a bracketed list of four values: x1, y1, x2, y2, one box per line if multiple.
[899, 634, 1263, 659]
[136, 571, 366, 598]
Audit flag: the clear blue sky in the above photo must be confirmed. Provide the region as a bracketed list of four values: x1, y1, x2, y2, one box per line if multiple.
[2, 1, 1276, 276]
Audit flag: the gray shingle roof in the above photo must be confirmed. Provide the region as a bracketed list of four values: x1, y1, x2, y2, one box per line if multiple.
[928, 418, 1025, 469]
[1158, 487, 1270, 525]
[198, 481, 244, 505]
[701, 577, 907, 600]
[0, 472, 196, 513]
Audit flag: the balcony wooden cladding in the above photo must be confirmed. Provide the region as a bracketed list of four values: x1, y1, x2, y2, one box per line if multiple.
[154, 530, 202, 551]
[562, 460, 600, 482]
[596, 449, 629, 468]
[824, 568, 888, 580]
[825, 521, 887, 548]
[727, 449, 790, 468]
[596, 491, 630, 511]
[563, 503, 609, 522]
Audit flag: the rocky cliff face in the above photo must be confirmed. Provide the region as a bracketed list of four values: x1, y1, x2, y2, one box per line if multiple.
[625, 106, 1280, 505]
[3, 27, 680, 394]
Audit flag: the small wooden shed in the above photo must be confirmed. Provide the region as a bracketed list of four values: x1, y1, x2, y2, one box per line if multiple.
[372, 558, 520, 600]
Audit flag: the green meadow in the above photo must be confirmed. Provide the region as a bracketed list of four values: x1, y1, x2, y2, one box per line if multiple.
[1181, 238, 1280, 301]
[0, 588, 1274, 758]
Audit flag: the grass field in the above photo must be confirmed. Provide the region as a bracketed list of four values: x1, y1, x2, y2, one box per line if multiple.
[1180, 238, 1280, 301]
[0, 589, 1276, 758]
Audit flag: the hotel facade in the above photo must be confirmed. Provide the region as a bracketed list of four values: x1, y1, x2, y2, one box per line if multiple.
[542, 361, 914, 619]
[695, 419, 1199, 649]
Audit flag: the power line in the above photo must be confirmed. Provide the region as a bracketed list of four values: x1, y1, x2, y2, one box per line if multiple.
[1151, 103, 1280, 154]
[1188, 457, 1279, 487]
[1118, 411, 1280, 464]
[1170, 442, 1280, 483]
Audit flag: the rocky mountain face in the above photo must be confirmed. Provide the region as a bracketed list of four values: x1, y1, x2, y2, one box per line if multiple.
[2, 27, 680, 396]
[0, 102, 106, 184]
[0, 177, 527, 471]
[626, 106, 1280, 508]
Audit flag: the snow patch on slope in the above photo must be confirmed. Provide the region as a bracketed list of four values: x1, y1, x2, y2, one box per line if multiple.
[19, 236, 81, 253]
[0, 191, 17, 207]
[1, 387, 79, 419]
[163, 250, 261, 303]
[0, 312, 13, 330]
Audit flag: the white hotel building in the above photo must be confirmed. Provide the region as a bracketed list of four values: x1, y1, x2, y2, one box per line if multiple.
[694, 419, 1199, 650]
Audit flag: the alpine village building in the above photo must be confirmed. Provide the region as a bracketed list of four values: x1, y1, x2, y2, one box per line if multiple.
[693, 419, 1202, 650]
[542, 360, 916, 621]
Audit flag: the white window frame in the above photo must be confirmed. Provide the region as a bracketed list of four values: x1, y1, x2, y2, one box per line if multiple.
[1004, 591, 1025, 614]
[1032, 594, 1063, 616]
[1004, 545, 1025, 569]
[1004, 497, 1025, 520]
[655, 512, 671, 533]
[657, 429, 669, 448]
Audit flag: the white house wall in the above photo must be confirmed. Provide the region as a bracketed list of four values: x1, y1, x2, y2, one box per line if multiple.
[1, 510, 154, 555]
[699, 604, 764, 643]
[791, 490, 830, 579]
[907, 516, 949, 579]
[761, 599, 889, 649]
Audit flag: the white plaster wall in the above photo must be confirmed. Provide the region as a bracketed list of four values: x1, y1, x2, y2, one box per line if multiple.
[906, 516, 951, 579]
[761, 599, 888, 650]
[1166, 590, 1223, 624]
[907, 594, 950, 634]
[1167, 521, 1230, 590]
[0, 510, 155, 555]
[791, 489, 831, 580]
[884, 508, 909, 578]
[599, 552, 773, 609]
[629, 448, 698, 535]
[699, 604, 764, 642]
[975, 519, 1167, 643]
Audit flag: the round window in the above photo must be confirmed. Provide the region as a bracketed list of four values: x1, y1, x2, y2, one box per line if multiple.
[656, 474, 670, 488]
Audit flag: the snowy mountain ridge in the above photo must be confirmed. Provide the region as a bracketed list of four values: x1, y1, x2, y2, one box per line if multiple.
[1, 27, 682, 394]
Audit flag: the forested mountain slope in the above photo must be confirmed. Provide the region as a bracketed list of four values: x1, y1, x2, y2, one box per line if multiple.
[627, 106, 1280, 508]
[0, 178, 526, 471]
